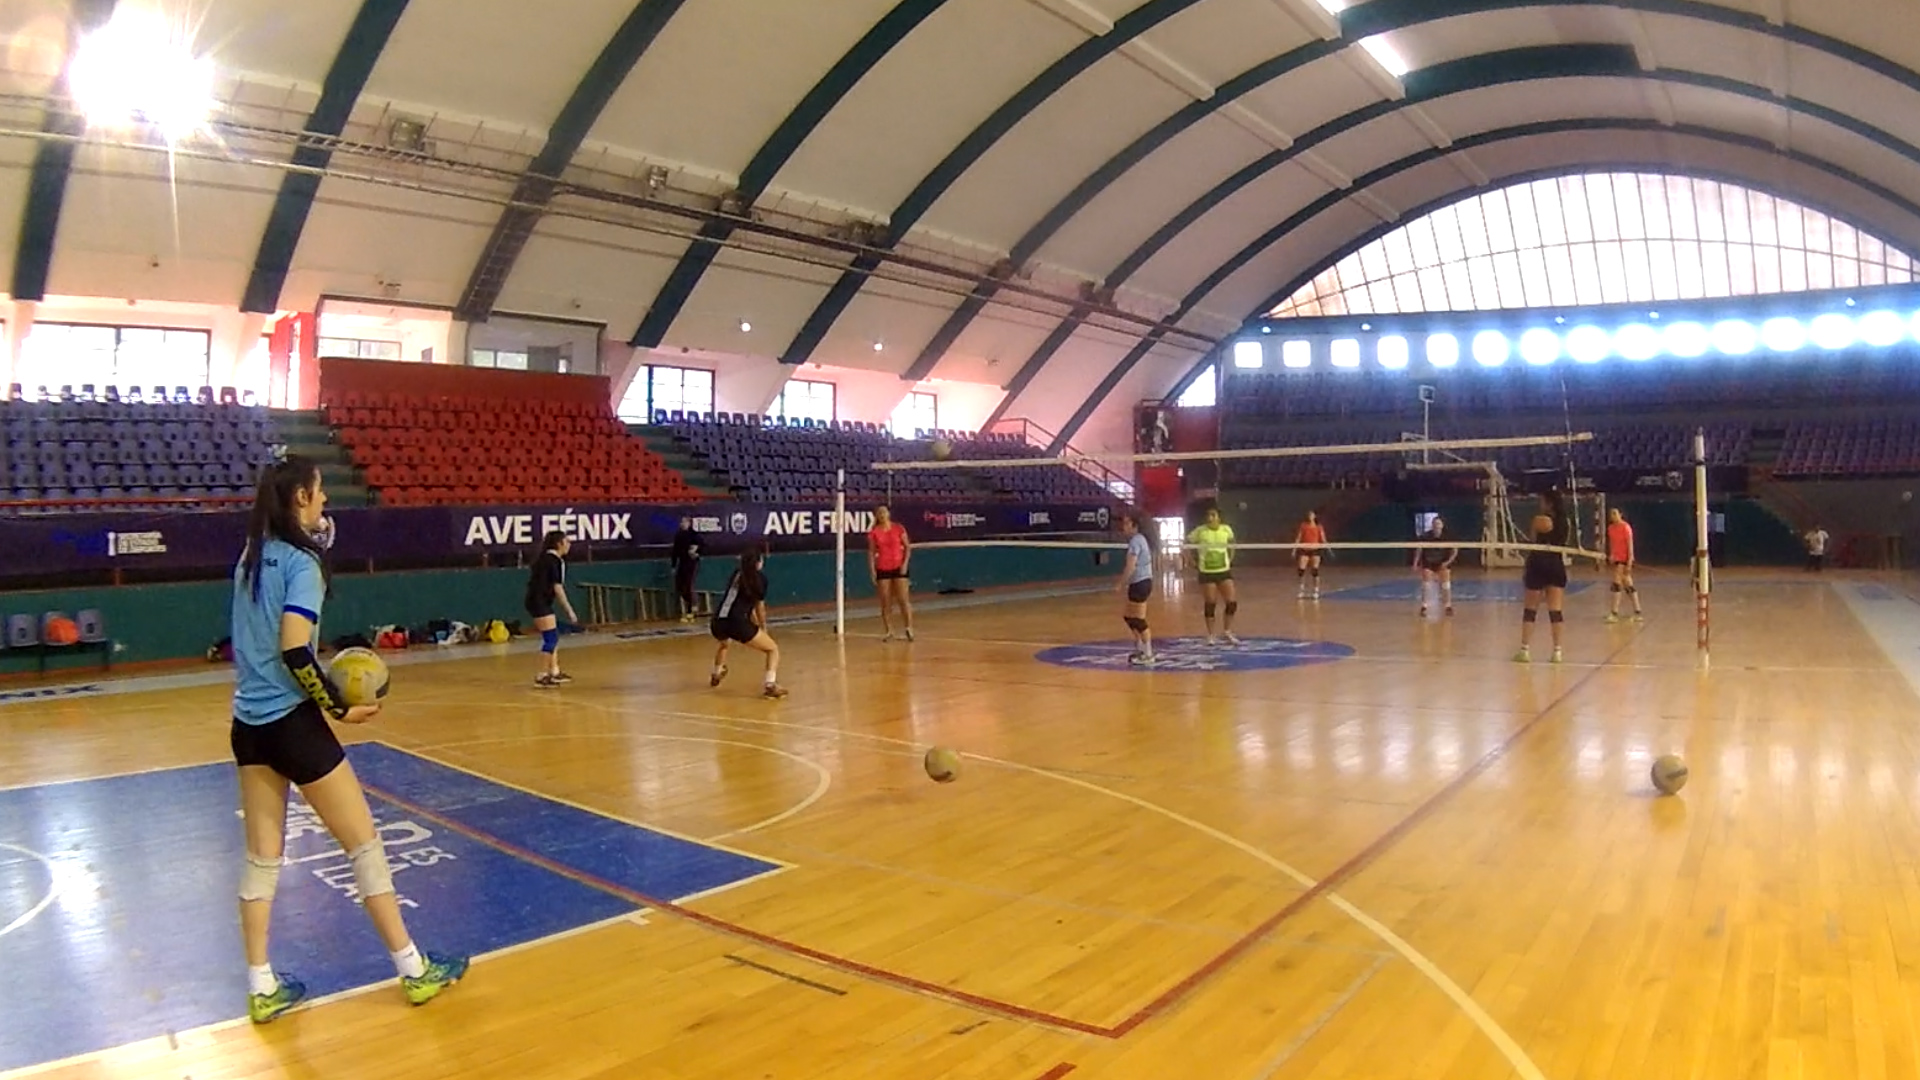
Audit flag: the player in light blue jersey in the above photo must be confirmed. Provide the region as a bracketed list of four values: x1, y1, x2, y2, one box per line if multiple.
[1117, 513, 1155, 665]
[229, 457, 467, 1023]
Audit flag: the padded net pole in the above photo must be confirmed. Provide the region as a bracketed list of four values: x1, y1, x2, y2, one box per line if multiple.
[834, 467, 847, 637]
[1694, 428, 1710, 651]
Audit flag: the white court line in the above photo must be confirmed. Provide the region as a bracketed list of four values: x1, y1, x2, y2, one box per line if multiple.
[0, 842, 58, 941]
[416, 733, 832, 842]
[652, 708, 1548, 1080]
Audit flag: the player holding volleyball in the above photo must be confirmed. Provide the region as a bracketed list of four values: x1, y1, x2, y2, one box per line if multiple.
[229, 457, 467, 1023]
[711, 547, 789, 698]
[867, 505, 914, 642]
[1415, 516, 1457, 617]
[1516, 492, 1570, 663]
[1187, 506, 1239, 646]
[1293, 510, 1328, 599]
[1605, 507, 1643, 623]
[1117, 513, 1155, 665]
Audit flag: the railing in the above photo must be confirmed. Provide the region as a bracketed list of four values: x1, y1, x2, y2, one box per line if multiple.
[985, 417, 1134, 500]
[0, 494, 251, 513]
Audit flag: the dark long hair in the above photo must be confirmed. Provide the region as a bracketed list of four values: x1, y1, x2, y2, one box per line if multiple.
[541, 529, 568, 553]
[241, 457, 329, 600]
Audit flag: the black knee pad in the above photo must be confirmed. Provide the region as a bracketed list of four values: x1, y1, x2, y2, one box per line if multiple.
[1311, 568, 1320, 577]
[1225, 601, 1238, 616]
[1548, 610, 1564, 623]
[1611, 583, 1622, 592]
[1204, 602, 1217, 619]
[1123, 616, 1147, 632]
[1522, 609, 1539, 623]
[1625, 586, 1637, 594]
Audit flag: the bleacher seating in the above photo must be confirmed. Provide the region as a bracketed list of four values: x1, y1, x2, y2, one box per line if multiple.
[330, 390, 696, 506]
[1774, 418, 1920, 478]
[0, 397, 277, 512]
[664, 416, 1113, 504]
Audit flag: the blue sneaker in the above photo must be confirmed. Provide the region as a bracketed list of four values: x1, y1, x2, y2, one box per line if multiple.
[402, 952, 469, 1005]
[249, 973, 308, 1023]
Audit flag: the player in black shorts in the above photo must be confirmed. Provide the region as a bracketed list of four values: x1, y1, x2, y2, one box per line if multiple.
[710, 547, 789, 699]
[526, 530, 579, 688]
[1516, 493, 1570, 664]
[1414, 516, 1457, 617]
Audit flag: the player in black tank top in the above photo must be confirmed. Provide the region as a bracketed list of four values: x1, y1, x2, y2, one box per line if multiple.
[708, 548, 789, 699]
[1517, 493, 1570, 664]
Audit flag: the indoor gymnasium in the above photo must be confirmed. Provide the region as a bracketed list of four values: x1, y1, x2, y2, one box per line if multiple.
[6, 2, 1920, 1079]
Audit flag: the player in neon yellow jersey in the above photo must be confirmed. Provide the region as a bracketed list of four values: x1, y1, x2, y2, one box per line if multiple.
[1186, 505, 1239, 646]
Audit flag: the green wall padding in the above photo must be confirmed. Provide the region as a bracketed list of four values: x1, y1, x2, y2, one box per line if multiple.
[0, 545, 1113, 674]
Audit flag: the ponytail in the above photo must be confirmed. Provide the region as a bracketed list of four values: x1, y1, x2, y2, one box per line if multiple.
[241, 456, 329, 601]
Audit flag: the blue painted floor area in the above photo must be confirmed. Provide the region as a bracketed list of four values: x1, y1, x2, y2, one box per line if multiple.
[1321, 579, 1596, 603]
[1035, 636, 1355, 673]
[0, 743, 780, 1073]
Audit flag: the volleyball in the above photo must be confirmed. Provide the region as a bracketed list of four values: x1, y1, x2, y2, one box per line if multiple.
[1651, 753, 1689, 795]
[930, 438, 953, 461]
[924, 746, 960, 783]
[1532, 513, 1553, 536]
[329, 647, 390, 707]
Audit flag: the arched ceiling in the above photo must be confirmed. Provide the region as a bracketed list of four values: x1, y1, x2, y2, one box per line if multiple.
[6, 0, 1920, 448]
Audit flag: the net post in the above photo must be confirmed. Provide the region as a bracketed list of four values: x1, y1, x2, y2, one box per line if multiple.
[834, 468, 846, 638]
[1693, 427, 1710, 651]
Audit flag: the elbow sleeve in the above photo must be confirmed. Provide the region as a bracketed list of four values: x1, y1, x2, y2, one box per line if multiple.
[281, 644, 349, 719]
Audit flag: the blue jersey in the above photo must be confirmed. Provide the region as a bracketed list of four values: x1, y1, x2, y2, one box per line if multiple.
[1127, 533, 1153, 583]
[231, 538, 326, 725]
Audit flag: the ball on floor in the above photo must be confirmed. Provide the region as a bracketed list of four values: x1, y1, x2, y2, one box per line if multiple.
[1651, 753, 1688, 795]
[924, 746, 960, 783]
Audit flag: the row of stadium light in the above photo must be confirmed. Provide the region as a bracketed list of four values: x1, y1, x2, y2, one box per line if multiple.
[1234, 309, 1920, 371]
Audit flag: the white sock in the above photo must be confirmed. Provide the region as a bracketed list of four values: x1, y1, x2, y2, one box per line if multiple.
[391, 942, 426, 979]
[712, 664, 724, 675]
[764, 668, 777, 686]
[248, 963, 278, 996]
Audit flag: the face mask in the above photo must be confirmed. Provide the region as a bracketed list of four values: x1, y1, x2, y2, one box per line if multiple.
[310, 515, 336, 551]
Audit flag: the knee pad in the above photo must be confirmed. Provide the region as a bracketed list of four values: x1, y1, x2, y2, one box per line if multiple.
[1548, 610, 1564, 624]
[1311, 568, 1320, 577]
[1204, 602, 1217, 619]
[348, 839, 395, 899]
[1124, 616, 1147, 632]
[238, 853, 281, 903]
[1626, 586, 1637, 594]
[1225, 601, 1238, 616]
[1611, 583, 1622, 592]
[541, 628, 559, 653]
[1522, 609, 1539, 623]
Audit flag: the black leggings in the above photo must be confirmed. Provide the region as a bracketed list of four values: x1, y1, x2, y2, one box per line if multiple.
[675, 560, 699, 614]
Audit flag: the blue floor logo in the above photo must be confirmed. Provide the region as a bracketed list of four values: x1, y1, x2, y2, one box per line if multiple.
[1035, 636, 1355, 673]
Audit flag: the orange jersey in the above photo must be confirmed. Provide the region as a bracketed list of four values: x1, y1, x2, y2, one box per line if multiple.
[1607, 520, 1634, 562]
[1298, 523, 1326, 545]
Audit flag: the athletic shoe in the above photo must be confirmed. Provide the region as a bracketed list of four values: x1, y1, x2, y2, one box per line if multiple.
[402, 952, 469, 1006]
[1224, 632, 1241, 646]
[1513, 647, 1531, 663]
[710, 666, 728, 688]
[1311, 589, 1320, 600]
[534, 674, 558, 689]
[762, 684, 789, 699]
[248, 973, 307, 1023]
[1632, 612, 1645, 622]
[1605, 613, 1620, 624]
[1129, 652, 1155, 667]
[904, 628, 915, 642]
[1444, 606, 1454, 617]
[1419, 606, 1428, 617]
[1205, 636, 1218, 648]
[1551, 647, 1564, 664]
[882, 632, 893, 642]
[551, 671, 574, 684]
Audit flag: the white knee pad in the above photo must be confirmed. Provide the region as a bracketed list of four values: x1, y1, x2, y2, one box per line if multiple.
[239, 853, 282, 903]
[348, 839, 395, 899]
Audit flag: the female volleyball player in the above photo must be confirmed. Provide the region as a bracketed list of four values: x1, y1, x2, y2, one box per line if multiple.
[1116, 513, 1154, 665]
[1294, 510, 1327, 599]
[1517, 492, 1570, 663]
[1415, 516, 1457, 617]
[1605, 507, 1643, 623]
[230, 457, 467, 1023]
[1187, 506, 1238, 646]
[710, 547, 789, 698]
[868, 505, 914, 641]
[526, 529, 578, 688]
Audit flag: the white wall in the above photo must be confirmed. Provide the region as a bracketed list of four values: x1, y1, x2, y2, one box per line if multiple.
[911, 377, 1005, 434]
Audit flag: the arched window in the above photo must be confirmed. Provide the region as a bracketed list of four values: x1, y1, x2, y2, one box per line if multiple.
[1270, 173, 1920, 318]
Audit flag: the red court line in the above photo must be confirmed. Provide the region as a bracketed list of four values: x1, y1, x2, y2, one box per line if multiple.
[357, 780, 1111, 1036]
[363, 633, 1635, 1042]
[1032, 1064, 1077, 1080]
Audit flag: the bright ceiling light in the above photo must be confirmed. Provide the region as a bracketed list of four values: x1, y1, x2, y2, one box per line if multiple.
[1377, 335, 1409, 369]
[1471, 330, 1509, 367]
[1425, 333, 1459, 367]
[1233, 340, 1263, 368]
[1859, 309, 1904, 347]
[1711, 320, 1757, 355]
[1615, 323, 1660, 361]
[1359, 35, 1410, 77]
[1282, 340, 1312, 368]
[1809, 313, 1855, 350]
[1761, 316, 1806, 352]
[1566, 325, 1610, 363]
[1519, 328, 1560, 365]
[1330, 338, 1360, 368]
[68, 8, 215, 143]
[1662, 321, 1709, 358]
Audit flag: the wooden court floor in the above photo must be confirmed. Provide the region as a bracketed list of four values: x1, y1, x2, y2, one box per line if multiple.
[5, 564, 1920, 1080]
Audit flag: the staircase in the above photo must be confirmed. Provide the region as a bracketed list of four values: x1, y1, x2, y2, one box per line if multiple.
[274, 410, 371, 507]
[627, 425, 733, 499]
